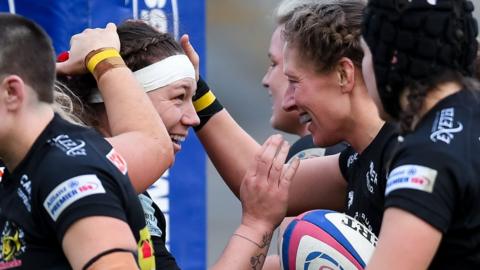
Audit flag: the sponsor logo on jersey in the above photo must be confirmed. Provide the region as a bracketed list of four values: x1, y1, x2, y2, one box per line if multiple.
[0, 221, 25, 268]
[137, 226, 155, 270]
[106, 148, 128, 175]
[138, 194, 163, 238]
[347, 153, 358, 168]
[49, 134, 87, 156]
[385, 164, 438, 195]
[43, 174, 106, 221]
[0, 167, 4, 183]
[430, 108, 463, 144]
[16, 175, 31, 212]
[347, 191, 354, 209]
[366, 161, 378, 194]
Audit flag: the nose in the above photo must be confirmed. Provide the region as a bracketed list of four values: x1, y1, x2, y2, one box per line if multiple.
[282, 84, 297, 112]
[183, 101, 201, 127]
[262, 68, 270, 89]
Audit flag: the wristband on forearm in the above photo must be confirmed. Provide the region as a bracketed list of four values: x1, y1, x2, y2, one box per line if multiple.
[193, 76, 224, 131]
[85, 48, 126, 81]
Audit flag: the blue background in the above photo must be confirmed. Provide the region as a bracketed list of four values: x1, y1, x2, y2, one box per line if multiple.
[0, 1, 206, 269]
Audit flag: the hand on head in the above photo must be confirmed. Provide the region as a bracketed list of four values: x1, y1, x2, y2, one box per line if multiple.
[180, 34, 200, 81]
[56, 23, 121, 75]
[239, 134, 300, 232]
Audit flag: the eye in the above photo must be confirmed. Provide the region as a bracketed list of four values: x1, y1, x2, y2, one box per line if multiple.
[288, 79, 298, 85]
[269, 61, 277, 68]
[175, 94, 186, 101]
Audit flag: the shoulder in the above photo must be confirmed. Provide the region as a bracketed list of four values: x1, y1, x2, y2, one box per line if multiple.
[32, 128, 127, 200]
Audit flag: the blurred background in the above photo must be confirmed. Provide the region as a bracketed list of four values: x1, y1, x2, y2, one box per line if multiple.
[205, 0, 480, 266]
[206, 0, 297, 266]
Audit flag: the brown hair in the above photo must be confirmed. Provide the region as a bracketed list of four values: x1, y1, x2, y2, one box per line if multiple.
[282, 0, 365, 73]
[0, 14, 55, 103]
[59, 20, 185, 127]
[118, 20, 184, 71]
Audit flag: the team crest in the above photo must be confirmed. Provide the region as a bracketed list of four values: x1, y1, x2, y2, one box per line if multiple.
[0, 221, 25, 268]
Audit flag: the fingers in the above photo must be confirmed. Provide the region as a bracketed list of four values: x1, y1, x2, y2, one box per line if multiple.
[268, 141, 289, 187]
[255, 135, 284, 183]
[246, 135, 274, 179]
[55, 62, 69, 75]
[106, 22, 117, 32]
[279, 157, 300, 190]
[180, 33, 200, 80]
[181, 34, 197, 60]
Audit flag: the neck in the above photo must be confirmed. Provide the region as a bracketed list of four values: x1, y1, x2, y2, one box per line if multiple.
[1, 104, 54, 171]
[344, 85, 385, 153]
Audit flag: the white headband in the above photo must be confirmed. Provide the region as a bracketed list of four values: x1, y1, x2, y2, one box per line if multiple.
[89, 54, 195, 103]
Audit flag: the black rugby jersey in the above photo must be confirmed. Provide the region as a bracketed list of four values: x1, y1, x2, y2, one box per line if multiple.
[286, 134, 347, 163]
[384, 89, 480, 269]
[0, 114, 155, 269]
[139, 191, 179, 269]
[339, 123, 398, 236]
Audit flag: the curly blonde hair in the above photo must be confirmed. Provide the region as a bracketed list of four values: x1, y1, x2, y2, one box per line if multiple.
[52, 81, 86, 126]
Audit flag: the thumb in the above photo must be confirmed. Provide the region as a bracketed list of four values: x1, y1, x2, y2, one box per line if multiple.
[105, 22, 117, 32]
[56, 61, 71, 75]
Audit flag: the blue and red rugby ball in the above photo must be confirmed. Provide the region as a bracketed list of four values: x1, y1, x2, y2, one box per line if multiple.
[281, 210, 378, 270]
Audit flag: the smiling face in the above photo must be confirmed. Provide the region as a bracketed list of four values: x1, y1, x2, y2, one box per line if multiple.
[282, 43, 350, 147]
[147, 77, 199, 153]
[262, 26, 306, 136]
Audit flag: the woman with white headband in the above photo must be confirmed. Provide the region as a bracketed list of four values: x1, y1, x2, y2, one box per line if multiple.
[58, 20, 298, 270]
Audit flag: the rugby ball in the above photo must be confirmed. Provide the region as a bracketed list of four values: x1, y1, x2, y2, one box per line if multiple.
[280, 210, 377, 270]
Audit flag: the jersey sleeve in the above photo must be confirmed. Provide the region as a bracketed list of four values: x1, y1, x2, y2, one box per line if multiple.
[35, 161, 131, 242]
[384, 147, 462, 233]
[338, 146, 356, 182]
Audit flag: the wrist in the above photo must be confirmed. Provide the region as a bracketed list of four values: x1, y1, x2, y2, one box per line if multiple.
[85, 48, 126, 81]
[235, 224, 273, 249]
[192, 77, 224, 131]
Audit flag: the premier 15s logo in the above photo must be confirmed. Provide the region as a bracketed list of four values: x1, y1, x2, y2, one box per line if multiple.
[130, 0, 180, 39]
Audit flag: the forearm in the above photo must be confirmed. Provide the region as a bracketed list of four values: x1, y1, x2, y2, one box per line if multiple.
[97, 67, 173, 190]
[197, 110, 260, 198]
[211, 224, 273, 270]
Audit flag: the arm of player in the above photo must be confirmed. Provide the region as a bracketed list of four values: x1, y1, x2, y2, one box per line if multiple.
[57, 24, 174, 193]
[366, 207, 442, 270]
[211, 135, 299, 270]
[62, 216, 139, 270]
[181, 39, 346, 214]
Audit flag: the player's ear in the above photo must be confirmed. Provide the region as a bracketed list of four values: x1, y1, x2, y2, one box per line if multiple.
[336, 57, 355, 93]
[0, 75, 26, 111]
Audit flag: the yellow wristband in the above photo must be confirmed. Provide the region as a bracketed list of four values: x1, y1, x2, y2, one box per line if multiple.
[193, 90, 216, 112]
[86, 48, 121, 73]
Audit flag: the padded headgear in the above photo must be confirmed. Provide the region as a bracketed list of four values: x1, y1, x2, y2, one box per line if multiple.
[362, 0, 478, 118]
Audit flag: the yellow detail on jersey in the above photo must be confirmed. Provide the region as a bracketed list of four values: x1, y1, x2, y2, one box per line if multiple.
[137, 226, 155, 270]
[2, 229, 22, 261]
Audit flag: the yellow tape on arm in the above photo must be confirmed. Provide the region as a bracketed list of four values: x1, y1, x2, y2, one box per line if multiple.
[193, 90, 216, 112]
[86, 49, 121, 73]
